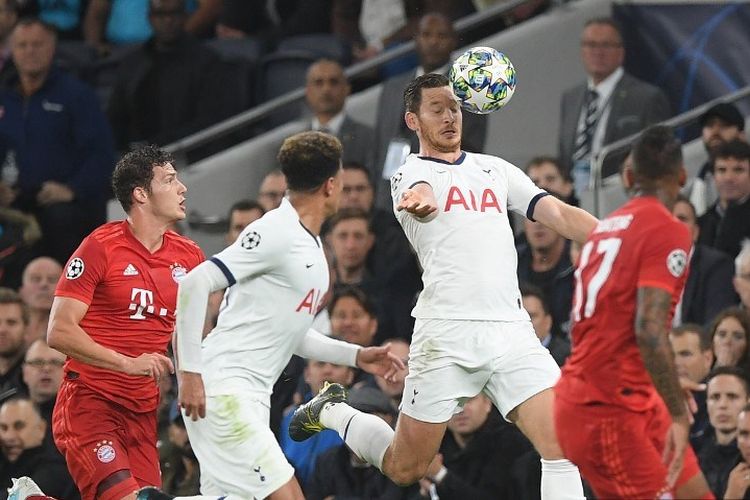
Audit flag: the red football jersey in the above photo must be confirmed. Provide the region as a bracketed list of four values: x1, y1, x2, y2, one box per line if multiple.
[55, 221, 204, 412]
[556, 197, 692, 412]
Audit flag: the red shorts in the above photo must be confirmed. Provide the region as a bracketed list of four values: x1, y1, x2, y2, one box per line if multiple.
[52, 377, 160, 500]
[554, 396, 702, 499]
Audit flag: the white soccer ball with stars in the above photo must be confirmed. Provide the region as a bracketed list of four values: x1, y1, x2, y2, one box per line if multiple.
[449, 46, 516, 115]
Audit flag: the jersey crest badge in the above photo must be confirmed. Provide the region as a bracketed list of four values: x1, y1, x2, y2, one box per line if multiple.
[241, 231, 261, 250]
[171, 263, 187, 283]
[65, 257, 85, 280]
[666, 249, 688, 278]
[94, 440, 116, 463]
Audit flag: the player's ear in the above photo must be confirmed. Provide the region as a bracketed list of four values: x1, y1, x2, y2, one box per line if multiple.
[405, 111, 419, 132]
[622, 165, 634, 190]
[678, 165, 687, 188]
[132, 186, 148, 205]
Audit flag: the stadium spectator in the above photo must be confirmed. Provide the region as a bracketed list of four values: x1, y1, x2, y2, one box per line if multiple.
[0, 288, 27, 396]
[224, 199, 264, 246]
[558, 17, 670, 190]
[521, 284, 570, 367]
[735, 239, 750, 310]
[711, 307, 750, 370]
[340, 162, 420, 341]
[257, 169, 287, 212]
[18, 257, 61, 347]
[20, 339, 64, 439]
[160, 405, 200, 495]
[47, 146, 204, 499]
[698, 139, 750, 259]
[0, 18, 115, 265]
[84, 0, 219, 55]
[516, 197, 574, 334]
[0, 0, 18, 87]
[215, 0, 332, 43]
[328, 286, 378, 348]
[305, 59, 375, 172]
[689, 102, 746, 216]
[698, 366, 748, 498]
[526, 156, 578, 207]
[280, 359, 355, 487]
[327, 208, 378, 297]
[672, 194, 736, 326]
[0, 396, 78, 499]
[107, 0, 225, 151]
[669, 323, 713, 450]
[418, 394, 537, 500]
[372, 12, 487, 209]
[724, 403, 750, 499]
[306, 386, 413, 499]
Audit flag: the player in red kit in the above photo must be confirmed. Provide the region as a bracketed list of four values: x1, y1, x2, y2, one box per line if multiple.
[555, 126, 713, 499]
[47, 146, 204, 500]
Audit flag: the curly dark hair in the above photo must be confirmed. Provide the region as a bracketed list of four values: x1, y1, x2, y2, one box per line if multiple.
[277, 131, 342, 192]
[112, 145, 174, 213]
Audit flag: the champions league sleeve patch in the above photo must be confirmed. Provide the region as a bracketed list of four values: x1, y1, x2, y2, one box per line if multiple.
[241, 231, 261, 250]
[666, 249, 688, 278]
[65, 257, 85, 280]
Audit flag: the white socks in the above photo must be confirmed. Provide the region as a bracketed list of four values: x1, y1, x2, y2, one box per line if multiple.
[320, 402, 393, 470]
[540, 458, 586, 500]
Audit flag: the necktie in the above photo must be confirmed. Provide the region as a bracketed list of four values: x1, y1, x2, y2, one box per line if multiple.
[572, 89, 599, 162]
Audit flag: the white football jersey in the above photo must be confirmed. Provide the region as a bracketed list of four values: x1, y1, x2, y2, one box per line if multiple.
[391, 152, 547, 321]
[201, 198, 329, 403]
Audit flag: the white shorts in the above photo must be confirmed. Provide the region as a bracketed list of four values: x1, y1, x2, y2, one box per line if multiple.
[183, 393, 294, 498]
[401, 318, 560, 423]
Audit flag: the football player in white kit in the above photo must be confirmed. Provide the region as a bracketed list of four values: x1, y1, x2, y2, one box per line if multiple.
[146, 132, 404, 500]
[290, 74, 598, 499]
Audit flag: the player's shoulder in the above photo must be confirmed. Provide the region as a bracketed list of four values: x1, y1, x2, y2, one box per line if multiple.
[465, 151, 517, 172]
[618, 197, 690, 242]
[165, 231, 205, 261]
[88, 220, 126, 245]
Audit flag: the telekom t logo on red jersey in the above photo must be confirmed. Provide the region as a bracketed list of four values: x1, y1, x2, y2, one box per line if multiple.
[444, 186, 502, 213]
[129, 288, 168, 320]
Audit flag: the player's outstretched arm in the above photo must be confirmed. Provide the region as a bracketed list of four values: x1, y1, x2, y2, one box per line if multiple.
[532, 195, 598, 244]
[396, 182, 438, 222]
[295, 329, 405, 382]
[174, 260, 229, 420]
[47, 296, 174, 379]
[635, 286, 690, 490]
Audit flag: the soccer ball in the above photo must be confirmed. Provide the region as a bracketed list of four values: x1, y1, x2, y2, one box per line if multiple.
[449, 46, 517, 115]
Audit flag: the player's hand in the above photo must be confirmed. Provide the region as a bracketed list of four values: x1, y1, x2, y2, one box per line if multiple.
[725, 462, 750, 499]
[125, 352, 174, 380]
[397, 189, 437, 219]
[355, 343, 406, 383]
[679, 377, 706, 422]
[178, 371, 206, 421]
[37, 181, 74, 205]
[662, 415, 690, 491]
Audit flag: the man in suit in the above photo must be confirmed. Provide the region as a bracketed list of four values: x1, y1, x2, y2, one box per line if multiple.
[372, 12, 487, 209]
[672, 194, 736, 326]
[520, 284, 570, 367]
[304, 58, 375, 173]
[558, 17, 670, 190]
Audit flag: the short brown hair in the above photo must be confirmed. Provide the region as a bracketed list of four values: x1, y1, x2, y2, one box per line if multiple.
[0, 287, 29, 326]
[278, 131, 342, 192]
[404, 73, 450, 114]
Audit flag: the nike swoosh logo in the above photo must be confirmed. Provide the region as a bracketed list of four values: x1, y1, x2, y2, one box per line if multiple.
[306, 264, 314, 268]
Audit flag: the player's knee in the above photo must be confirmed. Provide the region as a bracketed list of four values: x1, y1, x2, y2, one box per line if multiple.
[385, 460, 428, 486]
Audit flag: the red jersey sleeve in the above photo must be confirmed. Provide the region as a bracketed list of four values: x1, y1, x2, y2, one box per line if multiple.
[56, 236, 109, 306]
[636, 220, 692, 293]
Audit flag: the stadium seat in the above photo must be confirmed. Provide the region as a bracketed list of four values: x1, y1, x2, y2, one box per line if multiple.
[205, 37, 266, 66]
[256, 50, 318, 128]
[276, 34, 351, 66]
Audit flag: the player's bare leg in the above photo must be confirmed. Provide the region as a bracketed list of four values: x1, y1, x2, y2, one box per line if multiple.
[267, 477, 304, 500]
[509, 388, 585, 500]
[380, 414, 447, 485]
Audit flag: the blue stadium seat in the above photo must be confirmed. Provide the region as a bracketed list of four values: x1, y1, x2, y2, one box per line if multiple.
[257, 50, 318, 128]
[276, 34, 351, 66]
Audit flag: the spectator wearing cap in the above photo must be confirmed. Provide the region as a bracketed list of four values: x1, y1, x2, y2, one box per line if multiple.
[698, 139, 750, 259]
[689, 102, 746, 216]
[306, 386, 415, 499]
[418, 393, 537, 500]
